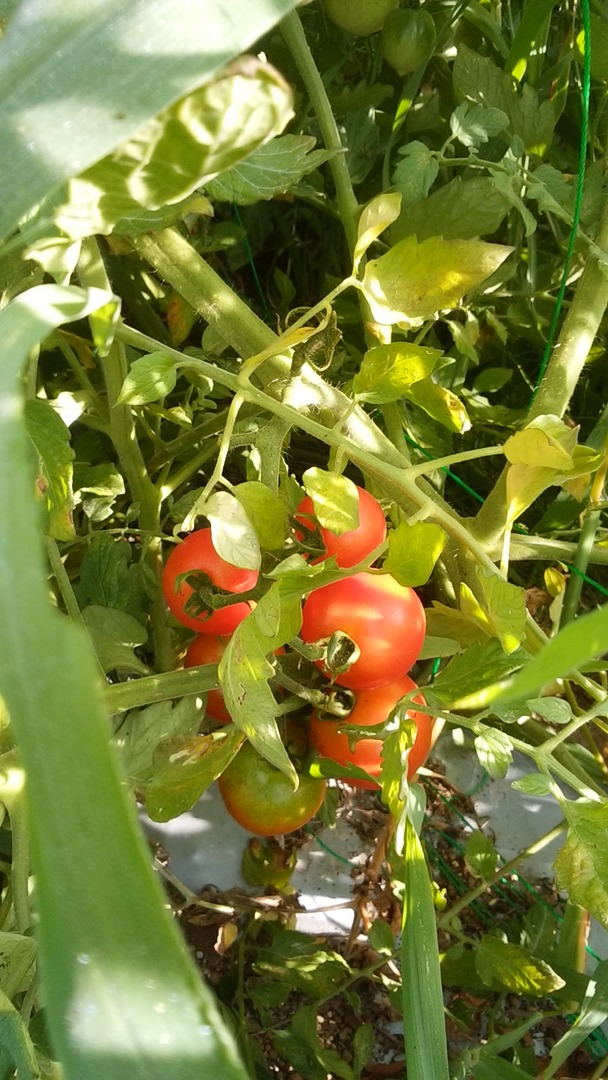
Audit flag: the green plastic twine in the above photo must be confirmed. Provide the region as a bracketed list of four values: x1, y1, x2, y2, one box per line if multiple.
[530, 0, 591, 402]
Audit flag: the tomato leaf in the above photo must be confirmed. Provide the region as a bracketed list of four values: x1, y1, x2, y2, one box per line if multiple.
[475, 937, 564, 996]
[82, 605, 149, 675]
[353, 192, 402, 272]
[474, 729, 514, 778]
[384, 521, 447, 587]
[205, 133, 334, 205]
[392, 141, 439, 207]
[404, 377, 471, 433]
[361, 235, 513, 323]
[555, 800, 608, 930]
[430, 641, 526, 706]
[352, 342, 443, 404]
[234, 481, 288, 550]
[113, 698, 204, 784]
[474, 569, 528, 655]
[220, 585, 301, 784]
[75, 533, 150, 622]
[117, 352, 179, 405]
[464, 831, 499, 879]
[390, 176, 510, 244]
[206, 490, 262, 571]
[302, 468, 359, 534]
[0, 0, 298, 241]
[24, 399, 75, 542]
[145, 729, 244, 822]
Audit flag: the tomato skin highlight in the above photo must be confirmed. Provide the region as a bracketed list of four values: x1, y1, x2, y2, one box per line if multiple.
[218, 742, 326, 836]
[295, 486, 386, 568]
[310, 675, 431, 789]
[183, 634, 232, 724]
[301, 572, 425, 689]
[162, 528, 257, 634]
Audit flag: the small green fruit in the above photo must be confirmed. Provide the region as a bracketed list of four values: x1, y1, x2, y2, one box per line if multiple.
[323, 0, 399, 37]
[381, 8, 436, 75]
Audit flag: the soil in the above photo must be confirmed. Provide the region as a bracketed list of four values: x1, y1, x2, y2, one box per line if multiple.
[154, 766, 603, 1079]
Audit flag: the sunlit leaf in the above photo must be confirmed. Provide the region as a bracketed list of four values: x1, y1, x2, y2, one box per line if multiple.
[0, 0, 297, 240]
[302, 468, 359, 534]
[352, 342, 443, 404]
[474, 729, 514, 778]
[555, 800, 608, 930]
[475, 937, 565, 996]
[206, 490, 261, 571]
[117, 352, 178, 405]
[234, 481, 288, 551]
[361, 234, 512, 323]
[353, 192, 402, 272]
[384, 521, 447, 588]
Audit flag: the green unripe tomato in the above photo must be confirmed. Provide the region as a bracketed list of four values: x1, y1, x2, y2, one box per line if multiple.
[323, 0, 399, 37]
[381, 8, 437, 74]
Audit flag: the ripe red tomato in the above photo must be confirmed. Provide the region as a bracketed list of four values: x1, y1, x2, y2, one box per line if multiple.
[300, 572, 425, 689]
[184, 634, 232, 724]
[295, 485, 386, 568]
[162, 528, 257, 634]
[218, 741, 326, 836]
[310, 675, 431, 789]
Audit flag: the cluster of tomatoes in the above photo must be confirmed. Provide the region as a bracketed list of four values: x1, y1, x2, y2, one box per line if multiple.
[162, 486, 431, 836]
[322, 0, 437, 77]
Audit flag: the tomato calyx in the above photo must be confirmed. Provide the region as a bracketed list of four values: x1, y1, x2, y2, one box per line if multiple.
[177, 569, 257, 621]
[324, 630, 360, 675]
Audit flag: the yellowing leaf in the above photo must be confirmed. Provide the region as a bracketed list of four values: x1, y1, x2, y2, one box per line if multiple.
[406, 378, 471, 433]
[361, 235, 513, 323]
[353, 192, 402, 272]
[353, 342, 443, 404]
[555, 801, 608, 930]
[504, 416, 576, 469]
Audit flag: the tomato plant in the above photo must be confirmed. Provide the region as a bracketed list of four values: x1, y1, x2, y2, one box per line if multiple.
[300, 572, 426, 689]
[218, 738, 326, 836]
[295, 485, 387, 568]
[184, 634, 232, 723]
[310, 675, 431, 788]
[162, 527, 257, 634]
[322, 0, 398, 37]
[380, 8, 436, 75]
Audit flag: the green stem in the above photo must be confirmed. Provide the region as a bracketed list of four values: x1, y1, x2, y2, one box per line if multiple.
[404, 444, 503, 481]
[437, 822, 565, 930]
[280, 9, 360, 257]
[78, 238, 174, 673]
[509, 534, 608, 565]
[131, 231, 277, 362]
[44, 536, 89, 629]
[472, 163, 608, 553]
[559, 507, 603, 625]
[105, 664, 220, 712]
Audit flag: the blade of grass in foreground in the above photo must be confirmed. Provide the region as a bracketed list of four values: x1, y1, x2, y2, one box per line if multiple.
[401, 801, 450, 1080]
[0, 285, 248, 1080]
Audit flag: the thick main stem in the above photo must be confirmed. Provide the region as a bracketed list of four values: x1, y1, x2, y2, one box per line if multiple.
[472, 177, 608, 553]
